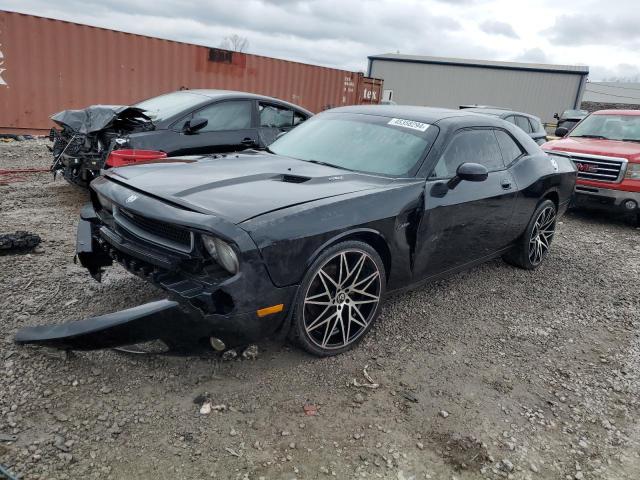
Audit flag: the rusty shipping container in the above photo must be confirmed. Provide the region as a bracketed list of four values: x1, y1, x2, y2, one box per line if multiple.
[0, 11, 382, 134]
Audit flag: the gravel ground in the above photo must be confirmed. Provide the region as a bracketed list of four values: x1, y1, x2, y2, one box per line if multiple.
[1, 139, 639, 480]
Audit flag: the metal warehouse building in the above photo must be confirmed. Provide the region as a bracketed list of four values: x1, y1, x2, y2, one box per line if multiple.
[368, 53, 589, 123]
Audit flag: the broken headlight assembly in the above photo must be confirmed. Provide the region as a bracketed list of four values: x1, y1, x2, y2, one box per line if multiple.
[202, 235, 239, 274]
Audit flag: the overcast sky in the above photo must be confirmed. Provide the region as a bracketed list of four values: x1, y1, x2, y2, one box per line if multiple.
[1, 0, 638, 81]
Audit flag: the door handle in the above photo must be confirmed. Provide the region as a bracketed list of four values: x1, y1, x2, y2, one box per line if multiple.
[501, 179, 512, 190]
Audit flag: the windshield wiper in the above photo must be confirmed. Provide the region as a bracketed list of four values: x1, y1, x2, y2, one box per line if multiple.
[621, 138, 640, 143]
[303, 159, 353, 171]
[571, 134, 608, 140]
[264, 146, 275, 154]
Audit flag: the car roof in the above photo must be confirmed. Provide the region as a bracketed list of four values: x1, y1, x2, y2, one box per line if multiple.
[327, 105, 497, 125]
[178, 89, 314, 114]
[593, 109, 640, 116]
[463, 107, 540, 120]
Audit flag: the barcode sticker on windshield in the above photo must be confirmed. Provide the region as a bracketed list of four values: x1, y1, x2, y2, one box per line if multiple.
[388, 118, 430, 132]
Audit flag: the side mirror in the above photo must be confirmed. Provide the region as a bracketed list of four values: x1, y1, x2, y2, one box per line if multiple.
[447, 163, 488, 190]
[555, 126, 569, 137]
[553, 112, 559, 120]
[184, 117, 208, 134]
[430, 162, 489, 197]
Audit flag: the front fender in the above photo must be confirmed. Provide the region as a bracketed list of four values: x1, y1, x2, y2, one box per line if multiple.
[241, 182, 424, 288]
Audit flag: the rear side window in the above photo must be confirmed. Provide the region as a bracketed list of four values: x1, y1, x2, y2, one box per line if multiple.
[514, 116, 533, 133]
[194, 101, 252, 131]
[260, 103, 300, 129]
[531, 118, 544, 132]
[494, 130, 524, 164]
[431, 129, 504, 178]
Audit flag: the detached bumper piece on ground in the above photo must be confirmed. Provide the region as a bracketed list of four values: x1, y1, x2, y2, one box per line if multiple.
[15, 300, 188, 351]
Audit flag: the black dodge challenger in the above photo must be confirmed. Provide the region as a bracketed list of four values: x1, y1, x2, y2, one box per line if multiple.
[18, 106, 576, 357]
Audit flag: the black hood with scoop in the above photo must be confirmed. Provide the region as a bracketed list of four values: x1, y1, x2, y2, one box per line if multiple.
[103, 151, 393, 224]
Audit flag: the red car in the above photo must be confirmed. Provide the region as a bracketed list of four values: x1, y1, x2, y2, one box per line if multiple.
[543, 110, 640, 225]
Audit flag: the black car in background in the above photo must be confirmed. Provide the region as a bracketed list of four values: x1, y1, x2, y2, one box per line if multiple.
[49, 90, 312, 187]
[463, 107, 548, 145]
[18, 105, 577, 357]
[553, 109, 589, 135]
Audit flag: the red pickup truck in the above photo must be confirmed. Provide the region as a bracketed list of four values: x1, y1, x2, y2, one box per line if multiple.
[542, 110, 640, 225]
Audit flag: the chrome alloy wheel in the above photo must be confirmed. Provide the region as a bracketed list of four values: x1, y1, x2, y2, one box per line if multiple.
[303, 249, 382, 350]
[528, 206, 556, 266]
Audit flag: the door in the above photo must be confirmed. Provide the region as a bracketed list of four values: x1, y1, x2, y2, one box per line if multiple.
[169, 100, 257, 156]
[414, 128, 518, 278]
[257, 102, 308, 147]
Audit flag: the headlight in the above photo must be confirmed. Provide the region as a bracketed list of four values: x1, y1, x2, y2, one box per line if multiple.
[96, 192, 113, 213]
[625, 163, 640, 180]
[202, 235, 239, 274]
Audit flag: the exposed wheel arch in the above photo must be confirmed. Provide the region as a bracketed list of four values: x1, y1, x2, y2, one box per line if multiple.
[307, 229, 392, 284]
[543, 190, 559, 209]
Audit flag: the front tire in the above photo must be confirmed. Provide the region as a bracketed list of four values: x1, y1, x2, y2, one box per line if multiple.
[503, 199, 557, 270]
[290, 241, 386, 357]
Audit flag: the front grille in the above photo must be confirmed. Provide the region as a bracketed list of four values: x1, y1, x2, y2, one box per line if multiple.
[115, 207, 193, 251]
[570, 153, 627, 183]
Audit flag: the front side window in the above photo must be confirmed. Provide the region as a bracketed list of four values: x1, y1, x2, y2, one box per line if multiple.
[269, 112, 436, 176]
[194, 101, 252, 131]
[569, 114, 640, 142]
[431, 129, 503, 179]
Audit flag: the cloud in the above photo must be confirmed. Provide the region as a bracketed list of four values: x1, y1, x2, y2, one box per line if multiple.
[588, 63, 640, 82]
[0, 0, 637, 82]
[513, 47, 549, 63]
[545, 13, 640, 46]
[480, 19, 518, 38]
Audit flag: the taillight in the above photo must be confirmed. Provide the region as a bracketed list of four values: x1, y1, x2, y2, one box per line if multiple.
[105, 149, 167, 168]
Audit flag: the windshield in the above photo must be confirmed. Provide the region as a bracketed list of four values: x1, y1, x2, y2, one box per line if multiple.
[134, 91, 208, 122]
[562, 109, 588, 118]
[569, 114, 640, 142]
[268, 113, 436, 176]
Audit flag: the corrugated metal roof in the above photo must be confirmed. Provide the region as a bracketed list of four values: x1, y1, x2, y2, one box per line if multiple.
[582, 82, 640, 105]
[368, 53, 589, 75]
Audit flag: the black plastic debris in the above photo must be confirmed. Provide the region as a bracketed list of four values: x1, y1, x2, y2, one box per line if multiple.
[0, 231, 41, 253]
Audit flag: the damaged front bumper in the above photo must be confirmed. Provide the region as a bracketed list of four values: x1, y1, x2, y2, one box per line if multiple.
[16, 185, 298, 352]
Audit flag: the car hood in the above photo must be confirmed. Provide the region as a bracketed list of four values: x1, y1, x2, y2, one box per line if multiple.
[542, 137, 640, 161]
[106, 152, 394, 224]
[51, 105, 151, 134]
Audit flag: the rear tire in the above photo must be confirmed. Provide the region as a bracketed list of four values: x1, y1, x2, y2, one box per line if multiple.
[503, 199, 557, 270]
[290, 241, 386, 357]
